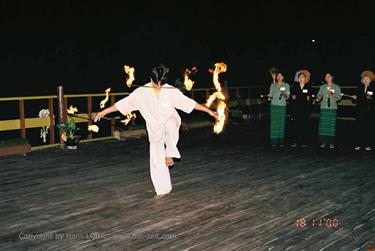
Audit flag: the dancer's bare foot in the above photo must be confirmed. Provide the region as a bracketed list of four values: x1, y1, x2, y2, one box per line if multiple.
[154, 193, 169, 200]
[166, 157, 174, 167]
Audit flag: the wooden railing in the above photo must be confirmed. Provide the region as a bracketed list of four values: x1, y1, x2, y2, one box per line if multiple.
[0, 92, 129, 150]
[0, 84, 359, 151]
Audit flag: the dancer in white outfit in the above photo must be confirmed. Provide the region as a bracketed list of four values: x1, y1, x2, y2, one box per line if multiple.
[94, 65, 218, 199]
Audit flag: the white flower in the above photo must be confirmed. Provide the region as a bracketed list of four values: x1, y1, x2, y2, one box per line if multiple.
[38, 109, 51, 143]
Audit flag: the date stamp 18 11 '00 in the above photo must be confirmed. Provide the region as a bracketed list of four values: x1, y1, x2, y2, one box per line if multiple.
[296, 217, 339, 228]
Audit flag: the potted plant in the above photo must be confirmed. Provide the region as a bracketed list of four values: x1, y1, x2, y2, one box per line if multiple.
[56, 118, 80, 149]
[0, 138, 31, 157]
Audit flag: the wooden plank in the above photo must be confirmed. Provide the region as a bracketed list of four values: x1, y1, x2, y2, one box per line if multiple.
[0, 119, 21, 131]
[0, 95, 56, 101]
[0, 123, 374, 250]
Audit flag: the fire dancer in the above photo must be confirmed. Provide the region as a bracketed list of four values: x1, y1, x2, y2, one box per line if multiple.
[315, 72, 341, 149]
[94, 65, 218, 199]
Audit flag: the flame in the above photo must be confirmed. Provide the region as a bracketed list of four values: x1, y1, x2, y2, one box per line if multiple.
[124, 65, 135, 88]
[121, 113, 137, 125]
[88, 125, 99, 133]
[206, 62, 228, 134]
[214, 100, 227, 134]
[209, 62, 227, 92]
[206, 92, 225, 108]
[67, 105, 78, 115]
[61, 131, 67, 142]
[184, 66, 197, 91]
[99, 88, 111, 108]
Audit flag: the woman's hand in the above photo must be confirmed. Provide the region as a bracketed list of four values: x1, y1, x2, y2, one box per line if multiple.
[194, 103, 219, 120]
[93, 105, 118, 122]
[208, 110, 219, 120]
[351, 95, 357, 100]
[291, 95, 296, 100]
[94, 111, 106, 122]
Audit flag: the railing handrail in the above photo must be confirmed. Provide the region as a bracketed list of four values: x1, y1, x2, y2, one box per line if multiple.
[0, 84, 361, 101]
[0, 85, 268, 101]
[0, 92, 131, 101]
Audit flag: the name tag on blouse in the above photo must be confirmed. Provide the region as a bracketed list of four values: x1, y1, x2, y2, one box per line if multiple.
[280, 87, 286, 91]
[328, 89, 335, 93]
[302, 89, 308, 93]
[162, 102, 171, 107]
[367, 91, 373, 96]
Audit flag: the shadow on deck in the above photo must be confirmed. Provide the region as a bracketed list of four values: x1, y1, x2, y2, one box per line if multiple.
[1, 122, 375, 250]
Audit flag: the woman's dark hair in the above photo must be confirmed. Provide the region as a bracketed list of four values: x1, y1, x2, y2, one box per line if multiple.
[150, 64, 169, 85]
[325, 72, 335, 78]
[276, 72, 284, 77]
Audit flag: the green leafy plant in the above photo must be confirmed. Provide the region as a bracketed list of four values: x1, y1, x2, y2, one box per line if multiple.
[56, 118, 80, 140]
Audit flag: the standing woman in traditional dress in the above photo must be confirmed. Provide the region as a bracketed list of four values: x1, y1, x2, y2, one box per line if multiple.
[316, 72, 341, 149]
[94, 65, 218, 199]
[290, 69, 312, 148]
[352, 70, 375, 151]
[268, 72, 290, 147]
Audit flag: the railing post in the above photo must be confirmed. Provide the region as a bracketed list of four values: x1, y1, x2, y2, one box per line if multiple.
[87, 96, 93, 139]
[64, 97, 68, 114]
[258, 86, 263, 121]
[48, 98, 55, 144]
[110, 95, 115, 136]
[18, 99, 26, 139]
[236, 87, 240, 106]
[224, 83, 229, 126]
[247, 87, 252, 115]
[57, 86, 67, 148]
[224, 82, 229, 99]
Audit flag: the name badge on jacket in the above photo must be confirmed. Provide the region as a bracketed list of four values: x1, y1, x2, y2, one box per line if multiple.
[367, 91, 373, 96]
[280, 87, 286, 91]
[302, 89, 308, 94]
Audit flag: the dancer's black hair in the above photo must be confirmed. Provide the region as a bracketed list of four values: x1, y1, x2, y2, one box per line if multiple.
[150, 64, 169, 85]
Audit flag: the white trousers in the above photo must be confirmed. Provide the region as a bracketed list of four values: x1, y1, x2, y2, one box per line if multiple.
[149, 116, 180, 195]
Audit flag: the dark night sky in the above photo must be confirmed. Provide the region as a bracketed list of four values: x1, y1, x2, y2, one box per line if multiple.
[1, 0, 375, 96]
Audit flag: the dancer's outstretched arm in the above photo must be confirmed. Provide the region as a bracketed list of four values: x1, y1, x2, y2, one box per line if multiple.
[94, 105, 118, 122]
[194, 103, 219, 120]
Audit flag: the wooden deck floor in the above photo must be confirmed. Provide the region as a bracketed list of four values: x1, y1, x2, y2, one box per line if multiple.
[1, 122, 375, 250]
